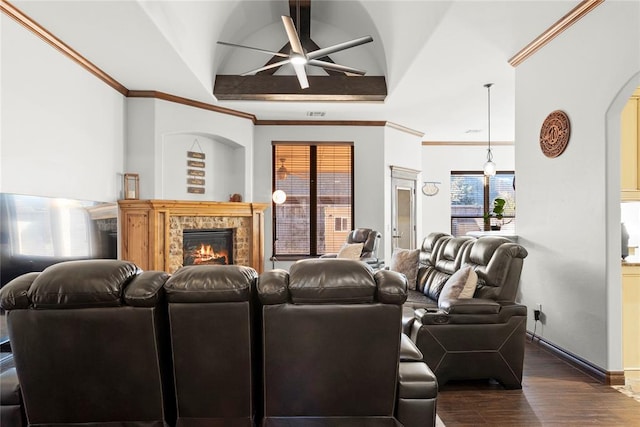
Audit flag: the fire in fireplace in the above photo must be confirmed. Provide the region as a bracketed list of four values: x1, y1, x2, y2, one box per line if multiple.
[183, 228, 234, 266]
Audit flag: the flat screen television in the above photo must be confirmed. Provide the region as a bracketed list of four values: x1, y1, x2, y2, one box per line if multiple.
[0, 193, 118, 287]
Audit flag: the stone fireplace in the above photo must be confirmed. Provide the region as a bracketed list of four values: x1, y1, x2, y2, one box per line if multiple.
[118, 200, 269, 274]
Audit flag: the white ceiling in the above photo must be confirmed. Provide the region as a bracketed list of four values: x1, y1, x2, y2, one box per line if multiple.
[12, 0, 579, 141]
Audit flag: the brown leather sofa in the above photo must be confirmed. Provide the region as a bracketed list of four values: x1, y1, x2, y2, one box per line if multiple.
[164, 265, 259, 426]
[1, 368, 25, 427]
[258, 258, 438, 427]
[1, 258, 440, 426]
[403, 232, 529, 389]
[0, 260, 175, 426]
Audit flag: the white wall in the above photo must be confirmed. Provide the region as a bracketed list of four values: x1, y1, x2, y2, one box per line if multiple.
[254, 125, 385, 271]
[421, 144, 514, 235]
[1, 14, 125, 202]
[126, 99, 253, 200]
[515, 0, 640, 371]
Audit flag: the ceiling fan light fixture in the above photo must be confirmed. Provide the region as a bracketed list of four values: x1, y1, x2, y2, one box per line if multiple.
[290, 54, 307, 65]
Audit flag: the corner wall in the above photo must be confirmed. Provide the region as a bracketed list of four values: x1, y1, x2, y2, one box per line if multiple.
[515, 0, 640, 371]
[126, 98, 254, 201]
[1, 14, 125, 202]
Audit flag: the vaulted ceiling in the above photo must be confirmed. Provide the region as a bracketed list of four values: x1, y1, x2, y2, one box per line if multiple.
[8, 0, 586, 141]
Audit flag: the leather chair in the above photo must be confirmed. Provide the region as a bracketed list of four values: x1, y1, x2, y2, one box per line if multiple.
[163, 265, 259, 426]
[0, 260, 175, 426]
[258, 258, 437, 427]
[1, 368, 25, 427]
[320, 228, 383, 268]
[407, 234, 529, 389]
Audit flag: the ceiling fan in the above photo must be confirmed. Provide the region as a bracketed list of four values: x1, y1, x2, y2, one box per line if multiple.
[217, 15, 373, 89]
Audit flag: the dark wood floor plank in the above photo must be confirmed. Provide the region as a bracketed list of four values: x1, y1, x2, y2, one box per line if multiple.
[437, 340, 640, 426]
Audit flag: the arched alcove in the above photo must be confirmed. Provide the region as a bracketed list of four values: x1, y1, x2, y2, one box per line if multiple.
[161, 132, 246, 201]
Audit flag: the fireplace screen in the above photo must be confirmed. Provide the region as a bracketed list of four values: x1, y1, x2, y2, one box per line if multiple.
[183, 228, 234, 266]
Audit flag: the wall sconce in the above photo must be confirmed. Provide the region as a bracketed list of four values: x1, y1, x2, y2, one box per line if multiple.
[124, 173, 139, 200]
[272, 190, 287, 204]
[422, 181, 441, 196]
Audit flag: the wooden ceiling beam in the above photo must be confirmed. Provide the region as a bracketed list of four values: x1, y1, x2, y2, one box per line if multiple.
[214, 75, 387, 101]
[290, 0, 311, 40]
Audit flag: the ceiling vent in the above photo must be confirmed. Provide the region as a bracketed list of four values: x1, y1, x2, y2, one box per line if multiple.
[306, 111, 326, 117]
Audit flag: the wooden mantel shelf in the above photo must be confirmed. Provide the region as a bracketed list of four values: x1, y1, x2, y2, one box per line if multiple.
[118, 200, 270, 274]
[118, 199, 269, 216]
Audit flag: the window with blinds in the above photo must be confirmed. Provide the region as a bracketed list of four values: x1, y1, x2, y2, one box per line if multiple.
[450, 171, 516, 236]
[273, 143, 353, 257]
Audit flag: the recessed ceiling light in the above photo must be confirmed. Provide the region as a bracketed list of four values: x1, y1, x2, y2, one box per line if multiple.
[465, 129, 482, 133]
[306, 111, 326, 117]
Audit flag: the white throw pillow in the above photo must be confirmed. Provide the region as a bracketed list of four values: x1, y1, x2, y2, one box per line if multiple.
[337, 243, 364, 259]
[438, 266, 478, 304]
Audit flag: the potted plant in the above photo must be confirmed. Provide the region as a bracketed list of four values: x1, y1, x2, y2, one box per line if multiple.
[484, 197, 507, 231]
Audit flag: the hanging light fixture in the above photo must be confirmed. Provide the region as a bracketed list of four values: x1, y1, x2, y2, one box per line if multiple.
[483, 83, 496, 176]
[276, 158, 288, 181]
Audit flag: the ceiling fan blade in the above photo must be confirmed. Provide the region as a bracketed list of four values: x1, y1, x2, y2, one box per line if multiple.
[292, 62, 309, 89]
[281, 15, 305, 55]
[241, 59, 291, 76]
[307, 35, 373, 60]
[308, 59, 366, 76]
[217, 41, 289, 58]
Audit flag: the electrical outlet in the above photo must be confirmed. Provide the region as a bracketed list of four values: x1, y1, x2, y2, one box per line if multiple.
[534, 309, 541, 321]
[536, 303, 542, 312]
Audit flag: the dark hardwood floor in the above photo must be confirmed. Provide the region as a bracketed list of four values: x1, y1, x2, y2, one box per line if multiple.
[437, 340, 640, 426]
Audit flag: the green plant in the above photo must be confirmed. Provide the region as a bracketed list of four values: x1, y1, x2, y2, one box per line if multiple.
[484, 197, 507, 230]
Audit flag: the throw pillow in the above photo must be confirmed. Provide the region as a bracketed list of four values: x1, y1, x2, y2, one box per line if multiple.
[438, 266, 478, 305]
[388, 248, 420, 290]
[337, 243, 364, 259]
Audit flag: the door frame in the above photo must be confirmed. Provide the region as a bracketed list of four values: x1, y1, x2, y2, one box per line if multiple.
[390, 166, 419, 250]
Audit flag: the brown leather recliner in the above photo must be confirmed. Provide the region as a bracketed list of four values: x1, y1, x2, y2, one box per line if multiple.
[258, 258, 437, 427]
[406, 233, 529, 389]
[163, 265, 259, 426]
[0, 260, 175, 426]
[320, 228, 383, 268]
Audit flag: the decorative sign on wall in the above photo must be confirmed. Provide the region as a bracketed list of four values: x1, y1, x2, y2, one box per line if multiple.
[187, 139, 206, 194]
[540, 110, 571, 158]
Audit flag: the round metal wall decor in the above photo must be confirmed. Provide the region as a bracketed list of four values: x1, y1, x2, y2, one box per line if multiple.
[540, 110, 571, 158]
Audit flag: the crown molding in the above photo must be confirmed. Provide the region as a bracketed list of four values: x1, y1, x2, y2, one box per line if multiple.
[386, 122, 424, 138]
[1, 0, 128, 95]
[127, 91, 257, 123]
[509, 0, 604, 67]
[255, 120, 386, 127]
[422, 141, 514, 146]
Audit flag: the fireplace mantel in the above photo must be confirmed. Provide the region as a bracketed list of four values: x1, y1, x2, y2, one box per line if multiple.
[118, 200, 269, 274]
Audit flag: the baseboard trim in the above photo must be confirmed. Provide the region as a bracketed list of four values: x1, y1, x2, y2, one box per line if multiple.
[526, 332, 625, 386]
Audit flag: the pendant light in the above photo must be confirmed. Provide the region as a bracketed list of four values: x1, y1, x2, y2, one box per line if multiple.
[483, 83, 496, 176]
[276, 158, 288, 181]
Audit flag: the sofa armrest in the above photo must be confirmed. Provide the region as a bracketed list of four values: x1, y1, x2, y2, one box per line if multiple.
[414, 300, 527, 325]
[319, 253, 337, 259]
[439, 298, 500, 314]
[396, 361, 438, 427]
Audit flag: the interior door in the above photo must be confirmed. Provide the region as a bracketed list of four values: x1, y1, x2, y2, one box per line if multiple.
[391, 166, 419, 250]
